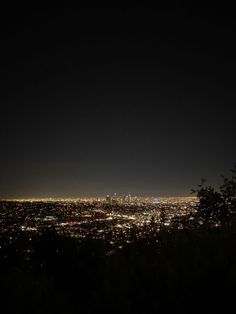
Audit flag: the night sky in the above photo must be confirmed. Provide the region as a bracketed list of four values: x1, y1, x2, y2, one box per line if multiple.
[0, 4, 236, 198]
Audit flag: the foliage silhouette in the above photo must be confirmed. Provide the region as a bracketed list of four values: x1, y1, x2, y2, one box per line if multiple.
[192, 164, 236, 224]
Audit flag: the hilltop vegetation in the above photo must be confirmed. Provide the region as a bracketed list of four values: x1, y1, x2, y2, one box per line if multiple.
[192, 164, 236, 224]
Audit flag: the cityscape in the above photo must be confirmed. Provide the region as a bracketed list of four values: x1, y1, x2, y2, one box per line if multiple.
[0, 195, 197, 254]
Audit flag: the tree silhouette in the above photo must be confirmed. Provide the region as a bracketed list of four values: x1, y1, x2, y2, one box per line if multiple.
[192, 164, 236, 224]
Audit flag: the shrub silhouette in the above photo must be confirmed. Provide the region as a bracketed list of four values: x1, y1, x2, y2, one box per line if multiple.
[192, 164, 236, 224]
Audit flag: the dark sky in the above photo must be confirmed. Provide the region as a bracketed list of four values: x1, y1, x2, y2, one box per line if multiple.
[0, 4, 236, 198]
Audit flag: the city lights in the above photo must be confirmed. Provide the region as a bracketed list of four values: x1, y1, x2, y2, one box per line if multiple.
[0, 196, 197, 252]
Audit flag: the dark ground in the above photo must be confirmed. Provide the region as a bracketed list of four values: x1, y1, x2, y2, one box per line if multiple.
[0, 224, 236, 314]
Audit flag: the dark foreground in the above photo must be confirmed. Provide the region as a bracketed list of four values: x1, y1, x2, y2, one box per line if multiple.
[0, 224, 236, 314]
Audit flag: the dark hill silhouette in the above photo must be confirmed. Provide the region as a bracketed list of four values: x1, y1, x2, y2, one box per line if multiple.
[1, 224, 236, 313]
